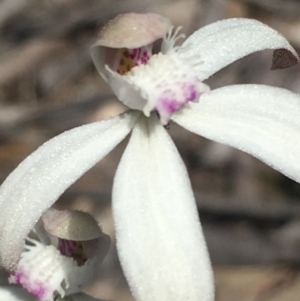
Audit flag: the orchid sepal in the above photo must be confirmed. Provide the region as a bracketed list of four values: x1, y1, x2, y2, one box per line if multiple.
[178, 18, 299, 80]
[0, 110, 139, 271]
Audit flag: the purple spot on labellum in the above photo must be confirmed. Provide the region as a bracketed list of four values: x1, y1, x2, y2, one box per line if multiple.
[30, 283, 47, 299]
[161, 98, 183, 114]
[13, 270, 26, 284]
[10, 270, 48, 300]
[186, 85, 198, 101]
[156, 78, 202, 124]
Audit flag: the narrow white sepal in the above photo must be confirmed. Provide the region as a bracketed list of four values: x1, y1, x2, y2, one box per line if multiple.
[0, 110, 140, 271]
[178, 18, 299, 80]
[113, 114, 214, 301]
[0, 285, 37, 301]
[173, 84, 300, 183]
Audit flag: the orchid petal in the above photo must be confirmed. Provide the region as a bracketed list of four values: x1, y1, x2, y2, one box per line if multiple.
[113, 114, 214, 301]
[0, 285, 37, 301]
[178, 18, 299, 80]
[105, 70, 147, 111]
[0, 111, 140, 271]
[173, 84, 300, 183]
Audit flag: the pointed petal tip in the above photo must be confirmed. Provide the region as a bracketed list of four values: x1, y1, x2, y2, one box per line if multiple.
[179, 18, 299, 79]
[271, 48, 300, 70]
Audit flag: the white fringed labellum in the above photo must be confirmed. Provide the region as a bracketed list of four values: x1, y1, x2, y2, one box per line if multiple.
[9, 208, 110, 301]
[9, 238, 72, 301]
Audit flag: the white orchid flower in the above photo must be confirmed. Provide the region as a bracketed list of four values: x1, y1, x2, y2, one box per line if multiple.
[3, 208, 110, 301]
[0, 12, 299, 301]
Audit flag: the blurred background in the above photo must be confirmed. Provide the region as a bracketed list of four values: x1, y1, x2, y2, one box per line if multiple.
[1, 0, 300, 300]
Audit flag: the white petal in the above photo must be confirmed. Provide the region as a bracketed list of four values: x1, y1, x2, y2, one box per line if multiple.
[173, 84, 300, 183]
[106, 69, 147, 111]
[112, 114, 214, 301]
[0, 285, 37, 301]
[0, 111, 140, 271]
[178, 18, 299, 80]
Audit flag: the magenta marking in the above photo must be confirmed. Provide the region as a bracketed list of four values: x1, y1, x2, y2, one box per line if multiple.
[127, 47, 151, 67]
[161, 98, 183, 114]
[59, 239, 77, 257]
[156, 79, 201, 123]
[11, 270, 25, 284]
[186, 85, 198, 101]
[30, 283, 47, 299]
[11, 270, 49, 300]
